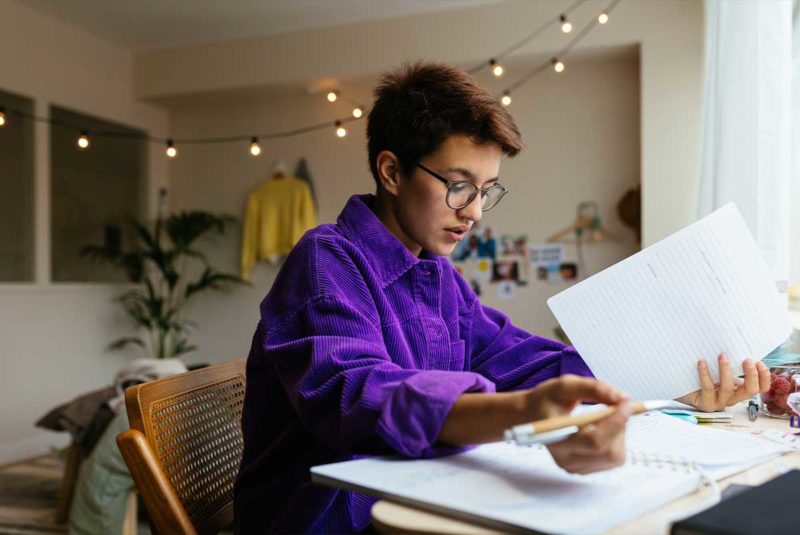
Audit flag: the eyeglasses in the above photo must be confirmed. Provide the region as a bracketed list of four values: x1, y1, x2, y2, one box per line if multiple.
[416, 162, 508, 211]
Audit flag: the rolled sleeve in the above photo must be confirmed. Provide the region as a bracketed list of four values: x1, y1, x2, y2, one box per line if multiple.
[376, 370, 494, 458]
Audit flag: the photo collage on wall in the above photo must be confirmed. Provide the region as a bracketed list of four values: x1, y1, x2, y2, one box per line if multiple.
[450, 223, 578, 299]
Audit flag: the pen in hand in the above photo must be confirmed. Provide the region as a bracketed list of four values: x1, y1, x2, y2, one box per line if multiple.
[504, 400, 672, 446]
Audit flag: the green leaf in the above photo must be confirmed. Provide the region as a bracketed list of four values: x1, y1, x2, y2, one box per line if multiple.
[185, 269, 246, 300]
[107, 337, 146, 351]
[81, 210, 241, 360]
[165, 211, 235, 251]
[120, 252, 145, 282]
[130, 219, 158, 251]
[173, 338, 198, 356]
[80, 245, 123, 263]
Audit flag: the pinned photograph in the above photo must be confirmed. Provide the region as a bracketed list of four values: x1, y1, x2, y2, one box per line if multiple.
[491, 258, 520, 283]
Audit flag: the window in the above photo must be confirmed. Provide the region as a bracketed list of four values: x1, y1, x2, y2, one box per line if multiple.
[0, 89, 35, 282]
[50, 106, 147, 282]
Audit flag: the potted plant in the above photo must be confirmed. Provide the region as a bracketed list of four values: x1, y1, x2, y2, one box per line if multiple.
[81, 211, 246, 359]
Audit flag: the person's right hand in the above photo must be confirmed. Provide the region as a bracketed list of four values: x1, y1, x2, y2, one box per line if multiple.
[523, 375, 632, 474]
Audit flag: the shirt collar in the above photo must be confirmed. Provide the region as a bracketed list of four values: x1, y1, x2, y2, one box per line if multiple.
[337, 194, 436, 286]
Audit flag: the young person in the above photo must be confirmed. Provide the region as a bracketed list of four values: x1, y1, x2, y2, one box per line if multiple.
[234, 61, 770, 534]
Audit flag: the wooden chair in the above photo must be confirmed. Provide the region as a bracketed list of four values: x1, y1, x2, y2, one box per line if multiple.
[116, 359, 246, 535]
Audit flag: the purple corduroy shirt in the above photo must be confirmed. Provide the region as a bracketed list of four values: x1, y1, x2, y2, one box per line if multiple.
[234, 194, 592, 534]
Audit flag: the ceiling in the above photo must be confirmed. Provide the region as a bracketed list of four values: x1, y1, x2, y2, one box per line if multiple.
[153, 43, 639, 108]
[19, 0, 500, 52]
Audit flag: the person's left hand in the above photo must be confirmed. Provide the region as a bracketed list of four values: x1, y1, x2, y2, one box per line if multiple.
[675, 353, 770, 412]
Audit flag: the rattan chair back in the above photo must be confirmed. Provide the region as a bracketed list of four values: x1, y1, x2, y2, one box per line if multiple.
[117, 358, 246, 535]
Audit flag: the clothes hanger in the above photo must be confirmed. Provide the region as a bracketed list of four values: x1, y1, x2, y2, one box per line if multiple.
[546, 202, 617, 243]
[270, 160, 289, 180]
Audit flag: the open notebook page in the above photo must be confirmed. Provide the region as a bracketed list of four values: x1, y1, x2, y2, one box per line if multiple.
[626, 412, 790, 479]
[547, 203, 791, 400]
[312, 412, 791, 534]
[312, 440, 701, 535]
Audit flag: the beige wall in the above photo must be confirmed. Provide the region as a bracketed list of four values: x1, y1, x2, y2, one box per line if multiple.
[166, 53, 642, 366]
[137, 0, 704, 246]
[161, 0, 704, 369]
[0, 0, 169, 463]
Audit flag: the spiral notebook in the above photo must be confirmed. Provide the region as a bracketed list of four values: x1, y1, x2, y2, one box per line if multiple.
[311, 413, 790, 534]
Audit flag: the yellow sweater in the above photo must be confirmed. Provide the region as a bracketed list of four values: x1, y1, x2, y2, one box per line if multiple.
[240, 176, 317, 280]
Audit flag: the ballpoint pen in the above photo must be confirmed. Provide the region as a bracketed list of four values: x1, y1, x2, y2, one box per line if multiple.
[747, 399, 759, 422]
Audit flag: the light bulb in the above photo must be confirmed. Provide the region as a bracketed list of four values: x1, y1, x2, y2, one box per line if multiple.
[0, 107, 6, 127]
[489, 59, 504, 78]
[352, 106, 363, 118]
[249, 137, 261, 156]
[552, 58, 565, 73]
[598, 12, 609, 24]
[327, 91, 338, 103]
[560, 15, 572, 33]
[166, 139, 177, 158]
[77, 130, 90, 149]
[501, 92, 512, 107]
[335, 121, 347, 138]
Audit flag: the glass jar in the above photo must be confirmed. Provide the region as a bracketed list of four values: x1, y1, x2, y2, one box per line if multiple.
[760, 364, 800, 418]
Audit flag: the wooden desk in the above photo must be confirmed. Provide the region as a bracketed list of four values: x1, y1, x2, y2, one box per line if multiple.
[371, 403, 800, 535]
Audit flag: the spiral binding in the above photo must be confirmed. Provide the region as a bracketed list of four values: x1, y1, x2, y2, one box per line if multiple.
[627, 451, 697, 473]
[628, 450, 722, 531]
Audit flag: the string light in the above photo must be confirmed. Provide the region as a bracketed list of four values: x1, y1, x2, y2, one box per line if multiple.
[249, 136, 261, 156]
[77, 130, 90, 149]
[560, 15, 572, 33]
[489, 59, 504, 78]
[1, 0, 621, 158]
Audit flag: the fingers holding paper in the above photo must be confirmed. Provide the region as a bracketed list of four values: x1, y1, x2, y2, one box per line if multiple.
[676, 353, 770, 412]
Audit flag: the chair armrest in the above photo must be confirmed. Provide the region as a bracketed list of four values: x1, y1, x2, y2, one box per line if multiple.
[116, 429, 198, 535]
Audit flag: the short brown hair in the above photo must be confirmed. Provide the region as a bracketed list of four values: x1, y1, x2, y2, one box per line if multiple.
[366, 60, 523, 187]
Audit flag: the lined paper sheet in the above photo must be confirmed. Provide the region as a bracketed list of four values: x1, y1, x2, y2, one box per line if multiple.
[547, 204, 791, 400]
[627, 412, 789, 478]
[312, 440, 701, 535]
[312, 413, 791, 534]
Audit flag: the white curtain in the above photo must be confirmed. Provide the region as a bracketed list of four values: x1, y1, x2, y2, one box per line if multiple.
[791, 1, 800, 287]
[699, 0, 793, 281]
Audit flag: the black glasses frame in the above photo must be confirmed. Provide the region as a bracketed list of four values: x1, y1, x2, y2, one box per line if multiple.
[415, 162, 508, 211]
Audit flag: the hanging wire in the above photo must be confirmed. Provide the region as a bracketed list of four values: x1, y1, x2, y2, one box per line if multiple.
[0, 0, 621, 147]
[3, 106, 363, 145]
[504, 0, 623, 93]
[466, 0, 586, 75]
